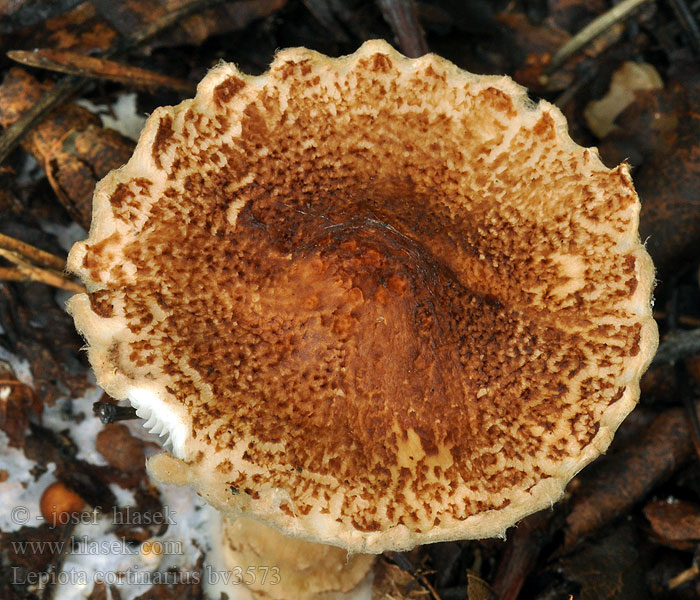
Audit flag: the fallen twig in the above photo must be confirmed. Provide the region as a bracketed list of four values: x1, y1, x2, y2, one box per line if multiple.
[546, 0, 653, 76]
[0, 232, 66, 270]
[652, 328, 700, 367]
[0, 76, 83, 166]
[680, 365, 700, 461]
[377, 0, 429, 58]
[667, 0, 700, 55]
[0, 266, 84, 293]
[492, 509, 560, 600]
[385, 552, 443, 600]
[654, 310, 700, 328]
[554, 63, 598, 108]
[0, 234, 84, 293]
[42, 521, 76, 600]
[669, 563, 699, 590]
[8, 49, 196, 95]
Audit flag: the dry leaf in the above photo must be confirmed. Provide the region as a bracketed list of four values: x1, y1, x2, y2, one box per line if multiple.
[372, 558, 430, 599]
[644, 498, 700, 550]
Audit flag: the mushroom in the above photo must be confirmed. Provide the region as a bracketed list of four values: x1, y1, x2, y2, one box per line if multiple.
[40, 481, 85, 527]
[67, 40, 657, 597]
[206, 514, 376, 598]
[583, 61, 663, 139]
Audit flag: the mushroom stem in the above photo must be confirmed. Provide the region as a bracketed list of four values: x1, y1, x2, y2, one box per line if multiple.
[206, 513, 376, 599]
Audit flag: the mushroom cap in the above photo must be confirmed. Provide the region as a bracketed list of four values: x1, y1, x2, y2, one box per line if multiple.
[67, 40, 657, 553]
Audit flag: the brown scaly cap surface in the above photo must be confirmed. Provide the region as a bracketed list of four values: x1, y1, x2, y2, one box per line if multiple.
[67, 40, 658, 553]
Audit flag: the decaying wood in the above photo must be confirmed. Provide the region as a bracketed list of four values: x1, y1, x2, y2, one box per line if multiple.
[491, 509, 562, 600]
[562, 405, 695, 550]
